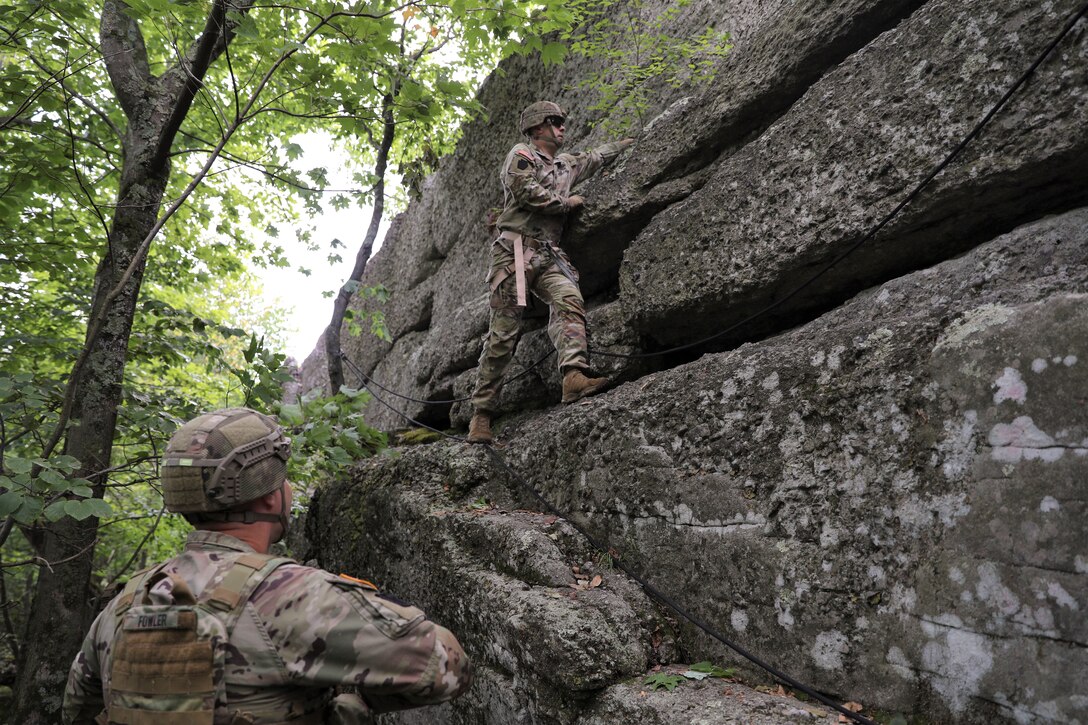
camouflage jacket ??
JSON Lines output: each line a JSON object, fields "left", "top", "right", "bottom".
{"left": 494, "top": 140, "right": 629, "bottom": 243}
{"left": 62, "top": 531, "right": 472, "bottom": 724}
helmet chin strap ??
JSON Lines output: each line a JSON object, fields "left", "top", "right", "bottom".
{"left": 272, "top": 486, "right": 290, "bottom": 544}
{"left": 531, "top": 123, "right": 561, "bottom": 150}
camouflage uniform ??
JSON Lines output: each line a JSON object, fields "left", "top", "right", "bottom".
{"left": 63, "top": 530, "right": 471, "bottom": 724}
{"left": 471, "top": 139, "right": 630, "bottom": 412}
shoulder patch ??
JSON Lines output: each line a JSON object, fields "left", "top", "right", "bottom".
{"left": 515, "top": 157, "right": 530, "bottom": 170}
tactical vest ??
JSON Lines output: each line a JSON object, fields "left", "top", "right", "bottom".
{"left": 103, "top": 552, "right": 320, "bottom": 725}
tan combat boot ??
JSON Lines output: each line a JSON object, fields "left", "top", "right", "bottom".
{"left": 466, "top": 411, "right": 493, "bottom": 444}
{"left": 561, "top": 369, "right": 610, "bottom": 404}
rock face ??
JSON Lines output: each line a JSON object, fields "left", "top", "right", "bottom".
{"left": 299, "top": 0, "right": 1088, "bottom": 722}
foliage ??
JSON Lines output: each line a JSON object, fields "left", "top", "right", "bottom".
{"left": 644, "top": 672, "right": 684, "bottom": 691}
{"left": 342, "top": 283, "right": 391, "bottom": 342}
{"left": 0, "top": 0, "right": 629, "bottom": 712}
{"left": 274, "top": 388, "right": 387, "bottom": 498}
{"left": 564, "top": 0, "right": 732, "bottom": 134}
{"left": 681, "top": 661, "right": 736, "bottom": 680}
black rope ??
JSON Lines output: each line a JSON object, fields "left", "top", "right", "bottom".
{"left": 339, "top": 348, "right": 555, "bottom": 406}
{"left": 588, "top": 0, "right": 1088, "bottom": 361}
{"left": 340, "top": 350, "right": 878, "bottom": 725}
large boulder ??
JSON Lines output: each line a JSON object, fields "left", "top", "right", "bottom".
{"left": 304, "top": 209, "right": 1088, "bottom": 723}
{"left": 620, "top": 0, "right": 1088, "bottom": 346}
{"left": 296, "top": 0, "right": 1088, "bottom": 721}
{"left": 318, "top": 0, "right": 935, "bottom": 429}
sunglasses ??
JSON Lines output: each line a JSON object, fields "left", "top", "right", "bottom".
{"left": 544, "top": 116, "right": 566, "bottom": 128}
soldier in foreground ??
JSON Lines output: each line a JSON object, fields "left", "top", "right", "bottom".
{"left": 63, "top": 407, "right": 471, "bottom": 724}
{"left": 467, "top": 101, "right": 634, "bottom": 443}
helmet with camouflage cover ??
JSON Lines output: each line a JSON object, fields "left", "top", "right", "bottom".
{"left": 161, "top": 407, "right": 290, "bottom": 523}
{"left": 520, "top": 100, "right": 565, "bottom": 135}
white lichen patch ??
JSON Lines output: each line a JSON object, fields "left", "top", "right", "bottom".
{"left": 1045, "top": 582, "right": 1078, "bottom": 611}
{"left": 819, "top": 521, "right": 840, "bottom": 548}
{"left": 993, "top": 367, "right": 1027, "bottom": 405}
{"left": 731, "top": 608, "right": 749, "bottom": 633}
{"left": 976, "top": 562, "right": 1021, "bottom": 617}
{"left": 1076, "top": 555, "right": 1088, "bottom": 575}
{"left": 934, "top": 303, "right": 1015, "bottom": 350}
{"left": 988, "top": 416, "right": 1065, "bottom": 463}
{"left": 919, "top": 613, "right": 995, "bottom": 715}
{"left": 811, "top": 630, "right": 850, "bottom": 671}
{"left": 1063, "top": 355, "right": 1078, "bottom": 366}
{"left": 935, "top": 410, "right": 978, "bottom": 480}
{"left": 1031, "top": 358, "right": 1048, "bottom": 373}
{"left": 894, "top": 493, "right": 970, "bottom": 531}
{"left": 886, "top": 646, "right": 917, "bottom": 681}
{"left": 637, "top": 500, "right": 766, "bottom": 536}
{"left": 1039, "top": 496, "right": 1060, "bottom": 513}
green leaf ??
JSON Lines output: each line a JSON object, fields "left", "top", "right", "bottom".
{"left": 6, "top": 456, "right": 33, "bottom": 475}
{"left": 64, "top": 497, "right": 111, "bottom": 520}
{"left": 541, "top": 41, "right": 568, "bottom": 65}
{"left": 688, "top": 661, "right": 735, "bottom": 678}
{"left": 44, "top": 500, "right": 69, "bottom": 522}
{"left": 39, "top": 468, "right": 68, "bottom": 489}
{"left": 644, "top": 673, "right": 683, "bottom": 692}
{"left": 0, "top": 491, "right": 23, "bottom": 518}
{"left": 12, "top": 496, "right": 42, "bottom": 524}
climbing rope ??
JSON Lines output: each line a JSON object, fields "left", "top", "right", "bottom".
{"left": 340, "top": 348, "right": 554, "bottom": 406}
{"left": 341, "top": 352, "right": 878, "bottom": 725}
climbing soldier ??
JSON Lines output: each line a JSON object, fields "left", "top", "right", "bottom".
{"left": 63, "top": 407, "right": 472, "bottom": 725}
{"left": 467, "top": 101, "right": 635, "bottom": 444}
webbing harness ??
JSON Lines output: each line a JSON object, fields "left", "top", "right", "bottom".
{"left": 105, "top": 553, "right": 301, "bottom": 725}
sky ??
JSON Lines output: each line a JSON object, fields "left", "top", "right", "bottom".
{"left": 256, "top": 131, "right": 391, "bottom": 363}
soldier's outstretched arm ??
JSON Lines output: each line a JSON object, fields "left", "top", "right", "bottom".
{"left": 569, "top": 138, "right": 636, "bottom": 186}
{"left": 61, "top": 614, "right": 107, "bottom": 724}
{"left": 255, "top": 568, "right": 472, "bottom": 713}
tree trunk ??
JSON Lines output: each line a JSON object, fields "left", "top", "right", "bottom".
{"left": 9, "top": 2, "right": 232, "bottom": 720}
{"left": 8, "top": 115, "right": 170, "bottom": 725}
{"left": 325, "top": 94, "right": 396, "bottom": 391}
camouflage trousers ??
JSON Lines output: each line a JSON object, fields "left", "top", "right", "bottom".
{"left": 471, "top": 238, "right": 588, "bottom": 412}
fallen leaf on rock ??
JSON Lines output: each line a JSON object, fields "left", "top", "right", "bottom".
{"left": 589, "top": 574, "right": 603, "bottom": 588}
{"left": 838, "top": 701, "right": 864, "bottom": 723}
{"left": 543, "top": 514, "right": 557, "bottom": 525}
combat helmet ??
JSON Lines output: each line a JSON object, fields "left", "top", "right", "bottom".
{"left": 161, "top": 407, "right": 290, "bottom": 523}
{"left": 520, "top": 100, "right": 565, "bottom": 135}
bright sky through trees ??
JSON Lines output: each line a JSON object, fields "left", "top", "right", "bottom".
{"left": 259, "top": 131, "right": 392, "bottom": 363}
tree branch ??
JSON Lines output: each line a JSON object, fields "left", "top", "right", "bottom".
{"left": 99, "top": 0, "right": 153, "bottom": 120}
{"left": 151, "top": 0, "right": 230, "bottom": 170}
